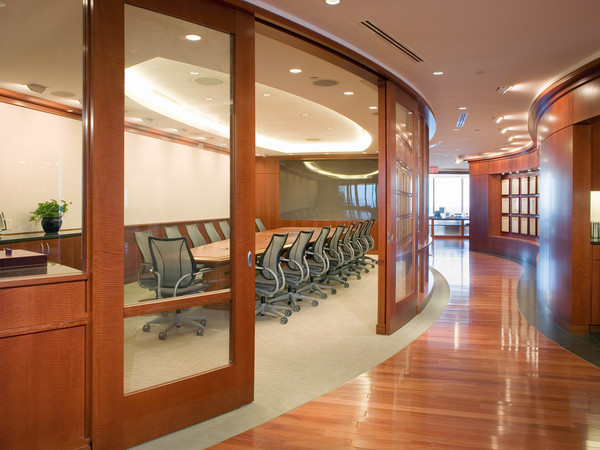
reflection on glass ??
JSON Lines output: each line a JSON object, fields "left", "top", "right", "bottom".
{"left": 0, "top": 0, "right": 83, "bottom": 278}
{"left": 124, "top": 301, "right": 231, "bottom": 394}
{"left": 123, "top": 6, "right": 232, "bottom": 392}
{"left": 279, "top": 160, "right": 378, "bottom": 220}
{"left": 124, "top": 5, "right": 232, "bottom": 304}
{"left": 395, "top": 103, "right": 414, "bottom": 301}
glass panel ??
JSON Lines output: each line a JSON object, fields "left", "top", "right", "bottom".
{"left": 123, "top": 5, "right": 232, "bottom": 391}
{"left": 279, "top": 160, "right": 378, "bottom": 220}
{"left": 395, "top": 103, "right": 414, "bottom": 301}
{"left": 124, "top": 300, "right": 231, "bottom": 394}
{"left": 0, "top": 0, "right": 83, "bottom": 278}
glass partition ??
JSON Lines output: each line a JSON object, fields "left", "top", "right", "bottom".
{"left": 0, "top": 0, "right": 83, "bottom": 279}
{"left": 123, "top": 5, "right": 232, "bottom": 393}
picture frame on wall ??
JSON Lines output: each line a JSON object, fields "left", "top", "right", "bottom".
{"left": 520, "top": 217, "right": 528, "bottom": 234}
{"left": 511, "top": 216, "right": 519, "bottom": 233}
{"left": 529, "top": 218, "right": 537, "bottom": 236}
{"left": 501, "top": 179, "right": 510, "bottom": 195}
{"left": 511, "top": 178, "right": 520, "bottom": 195}
{"left": 501, "top": 216, "right": 509, "bottom": 232}
{"left": 529, "top": 175, "right": 537, "bottom": 194}
{"left": 502, "top": 198, "right": 509, "bottom": 214}
{"left": 521, "top": 197, "right": 528, "bottom": 215}
{"left": 529, "top": 197, "right": 537, "bottom": 215}
{"left": 511, "top": 197, "right": 520, "bottom": 214}
{"left": 520, "top": 177, "right": 528, "bottom": 194}
{"left": 0, "top": 212, "right": 6, "bottom": 231}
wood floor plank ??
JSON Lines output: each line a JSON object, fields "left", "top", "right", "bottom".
{"left": 212, "top": 240, "right": 600, "bottom": 449}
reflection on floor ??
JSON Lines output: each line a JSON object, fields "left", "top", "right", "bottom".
{"left": 214, "top": 238, "right": 600, "bottom": 449}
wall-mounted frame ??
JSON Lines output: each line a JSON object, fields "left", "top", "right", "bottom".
{"left": 501, "top": 198, "right": 509, "bottom": 214}
{"left": 520, "top": 177, "right": 528, "bottom": 194}
{"left": 520, "top": 217, "right": 528, "bottom": 235}
{"left": 529, "top": 197, "right": 537, "bottom": 215}
{"left": 511, "top": 216, "right": 519, "bottom": 233}
{"left": 511, "top": 197, "right": 520, "bottom": 214}
{"left": 501, "top": 216, "right": 510, "bottom": 232}
{"left": 529, "top": 218, "right": 537, "bottom": 236}
{"left": 0, "top": 212, "right": 5, "bottom": 231}
{"left": 511, "top": 178, "right": 520, "bottom": 195}
{"left": 501, "top": 179, "right": 510, "bottom": 195}
{"left": 521, "top": 197, "right": 528, "bottom": 214}
{"left": 529, "top": 175, "right": 537, "bottom": 194}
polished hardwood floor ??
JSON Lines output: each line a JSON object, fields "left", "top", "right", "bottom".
{"left": 212, "top": 239, "right": 600, "bottom": 449}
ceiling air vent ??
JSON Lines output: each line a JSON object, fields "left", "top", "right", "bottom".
{"left": 456, "top": 113, "right": 468, "bottom": 127}
{"left": 361, "top": 20, "right": 424, "bottom": 62}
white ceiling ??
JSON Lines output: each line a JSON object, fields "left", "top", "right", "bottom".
{"left": 244, "top": 0, "right": 600, "bottom": 169}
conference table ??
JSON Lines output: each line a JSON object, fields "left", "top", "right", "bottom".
{"left": 190, "top": 227, "right": 323, "bottom": 290}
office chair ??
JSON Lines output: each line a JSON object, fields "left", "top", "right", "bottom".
{"left": 339, "top": 222, "right": 361, "bottom": 280}
{"left": 133, "top": 230, "right": 157, "bottom": 291}
{"left": 164, "top": 225, "right": 182, "bottom": 238}
{"left": 271, "top": 229, "right": 318, "bottom": 310}
{"left": 296, "top": 226, "right": 336, "bottom": 297}
{"left": 218, "top": 220, "right": 230, "bottom": 239}
{"left": 255, "top": 232, "right": 291, "bottom": 323}
{"left": 203, "top": 222, "right": 222, "bottom": 243}
{"left": 185, "top": 223, "right": 207, "bottom": 247}
{"left": 255, "top": 217, "right": 266, "bottom": 232}
{"left": 142, "top": 236, "right": 212, "bottom": 340}
{"left": 348, "top": 221, "right": 369, "bottom": 274}
{"left": 361, "top": 219, "right": 377, "bottom": 267}
{"left": 320, "top": 224, "right": 349, "bottom": 288}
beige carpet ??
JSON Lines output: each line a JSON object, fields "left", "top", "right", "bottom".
{"left": 132, "top": 266, "right": 450, "bottom": 449}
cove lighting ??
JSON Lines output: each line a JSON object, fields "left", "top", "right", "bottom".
{"left": 125, "top": 59, "right": 372, "bottom": 155}
{"left": 185, "top": 34, "right": 201, "bottom": 41}
{"left": 303, "top": 161, "right": 377, "bottom": 180}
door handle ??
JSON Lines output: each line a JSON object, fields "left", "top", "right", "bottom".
{"left": 247, "top": 251, "right": 253, "bottom": 268}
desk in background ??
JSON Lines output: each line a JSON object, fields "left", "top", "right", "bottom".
{"left": 429, "top": 217, "right": 469, "bottom": 238}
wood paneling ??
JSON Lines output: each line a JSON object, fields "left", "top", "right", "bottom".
{"left": 0, "top": 281, "right": 85, "bottom": 336}
{"left": 87, "top": 0, "right": 125, "bottom": 447}
{"left": 217, "top": 241, "right": 600, "bottom": 449}
{"left": 0, "top": 327, "right": 87, "bottom": 449}
{"left": 255, "top": 158, "right": 280, "bottom": 231}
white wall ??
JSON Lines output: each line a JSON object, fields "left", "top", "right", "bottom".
{"left": 0, "top": 102, "right": 231, "bottom": 232}
{"left": 124, "top": 132, "right": 230, "bottom": 225}
{"left": 0, "top": 102, "right": 82, "bottom": 232}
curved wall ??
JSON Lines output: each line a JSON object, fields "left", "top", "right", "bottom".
{"left": 468, "top": 151, "right": 539, "bottom": 265}
{"left": 530, "top": 59, "right": 600, "bottom": 333}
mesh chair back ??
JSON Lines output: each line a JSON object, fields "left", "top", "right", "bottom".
{"left": 341, "top": 222, "right": 355, "bottom": 246}
{"left": 257, "top": 233, "right": 288, "bottom": 281}
{"left": 148, "top": 237, "right": 197, "bottom": 292}
{"left": 327, "top": 225, "right": 345, "bottom": 251}
{"left": 285, "top": 230, "right": 314, "bottom": 269}
{"left": 351, "top": 221, "right": 364, "bottom": 249}
{"left": 219, "top": 220, "right": 230, "bottom": 239}
{"left": 204, "top": 222, "right": 221, "bottom": 243}
{"left": 364, "top": 219, "right": 375, "bottom": 250}
{"left": 134, "top": 230, "right": 153, "bottom": 264}
{"left": 164, "top": 225, "right": 182, "bottom": 239}
{"left": 185, "top": 224, "right": 206, "bottom": 247}
{"left": 312, "top": 226, "right": 330, "bottom": 257}
{"left": 255, "top": 217, "right": 266, "bottom": 232}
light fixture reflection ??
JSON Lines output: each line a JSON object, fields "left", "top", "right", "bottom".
{"left": 303, "top": 161, "right": 377, "bottom": 180}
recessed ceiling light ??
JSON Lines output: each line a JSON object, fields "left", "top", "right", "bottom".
{"left": 301, "top": 113, "right": 309, "bottom": 116}
{"left": 190, "top": 71, "right": 199, "bottom": 75}
{"left": 263, "top": 93, "right": 271, "bottom": 97}
{"left": 344, "top": 91, "right": 354, "bottom": 96}
{"left": 185, "top": 34, "right": 201, "bottom": 41}
{"left": 494, "top": 116, "right": 504, "bottom": 123}
{"left": 326, "top": 0, "right": 340, "bottom": 4}
{"left": 501, "top": 128, "right": 508, "bottom": 134}
{"left": 368, "top": 106, "right": 377, "bottom": 110}
{"left": 289, "top": 68, "right": 302, "bottom": 74}
{"left": 205, "top": 97, "right": 213, "bottom": 101}
{"left": 496, "top": 85, "right": 513, "bottom": 95}
{"left": 433, "top": 71, "right": 444, "bottom": 76}
{"left": 508, "top": 136, "right": 515, "bottom": 141}
{"left": 458, "top": 106, "right": 467, "bottom": 110}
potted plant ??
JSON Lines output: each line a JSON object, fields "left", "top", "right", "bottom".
{"left": 29, "top": 199, "right": 71, "bottom": 233}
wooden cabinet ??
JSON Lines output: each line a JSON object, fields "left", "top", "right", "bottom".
{"left": 0, "top": 233, "right": 82, "bottom": 270}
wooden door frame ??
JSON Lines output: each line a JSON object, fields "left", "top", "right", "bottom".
{"left": 377, "top": 80, "right": 420, "bottom": 335}
{"left": 88, "top": 0, "right": 256, "bottom": 447}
